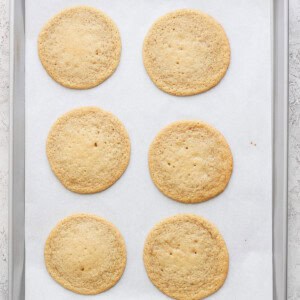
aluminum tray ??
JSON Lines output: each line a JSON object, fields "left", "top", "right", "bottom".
{"left": 9, "top": 0, "right": 289, "bottom": 299}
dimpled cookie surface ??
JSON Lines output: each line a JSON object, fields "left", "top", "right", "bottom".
{"left": 44, "top": 214, "right": 126, "bottom": 295}
{"left": 149, "top": 121, "right": 233, "bottom": 203}
{"left": 38, "top": 6, "right": 121, "bottom": 89}
{"left": 143, "top": 9, "right": 230, "bottom": 96}
{"left": 144, "top": 214, "right": 229, "bottom": 300}
{"left": 46, "top": 107, "right": 130, "bottom": 194}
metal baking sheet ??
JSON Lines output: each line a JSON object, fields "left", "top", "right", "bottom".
{"left": 9, "top": 0, "right": 288, "bottom": 299}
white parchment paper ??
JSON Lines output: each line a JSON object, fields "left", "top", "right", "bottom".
{"left": 25, "top": 0, "right": 272, "bottom": 299}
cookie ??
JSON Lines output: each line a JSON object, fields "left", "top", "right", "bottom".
{"left": 144, "top": 214, "right": 229, "bottom": 300}
{"left": 38, "top": 6, "right": 121, "bottom": 89}
{"left": 143, "top": 9, "right": 230, "bottom": 96}
{"left": 46, "top": 107, "right": 130, "bottom": 194}
{"left": 149, "top": 121, "right": 233, "bottom": 203}
{"left": 44, "top": 214, "right": 126, "bottom": 295}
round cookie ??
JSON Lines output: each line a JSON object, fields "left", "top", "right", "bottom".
{"left": 38, "top": 6, "right": 121, "bottom": 89}
{"left": 47, "top": 107, "right": 130, "bottom": 194}
{"left": 45, "top": 214, "right": 126, "bottom": 295}
{"left": 149, "top": 121, "right": 233, "bottom": 203}
{"left": 143, "top": 9, "right": 230, "bottom": 96}
{"left": 143, "top": 214, "right": 229, "bottom": 300}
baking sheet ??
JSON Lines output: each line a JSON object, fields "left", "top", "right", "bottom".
{"left": 25, "top": 0, "right": 272, "bottom": 299}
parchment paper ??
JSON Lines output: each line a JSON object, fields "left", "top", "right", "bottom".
{"left": 25, "top": 0, "right": 272, "bottom": 299}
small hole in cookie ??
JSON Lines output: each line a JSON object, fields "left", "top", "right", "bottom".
{"left": 176, "top": 61, "right": 179, "bottom": 65}
{"left": 94, "top": 142, "right": 98, "bottom": 147}
{"left": 169, "top": 252, "right": 172, "bottom": 255}
{"left": 185, "top": 147, "right": 189, "bottom": 150}
{"left": 81, "top": 267, "right": 85, "bottom": 271}
{"left": 168, "top": 162, "right": 171, "bottom": 166}
{"left": 194, "top": 251, "right": 197, "bottom": 254}
{"left": 194, "top": 164, "right": 196, "bottom": 167}
{"left": 95, "top": 50, "right": 99, "bottom": 55}
{"left": 194, "top": 239, "right": 198, "bottom": 243}
{"left": 161, "top": 268, "right": 164, "bottom": 272}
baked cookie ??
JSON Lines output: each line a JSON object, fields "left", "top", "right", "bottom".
{"left": 144, "top": 214, "right": 229, "bottom": 300}
{"left": 46, "top": 107, "right": 130, "bottom": 194}
{"left": 38, "top": 6, "right": 121, "bottom": 89}
{"left": 143, "top": 9, "right": 230, "bottom": 96}
{"left": 44, "top": 214, "right": 126, "bottom": 295}
{"left": 149, "top": 121, "right": 233, "bottom": 203}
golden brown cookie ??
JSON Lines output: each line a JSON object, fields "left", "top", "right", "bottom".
{"left": 143, "top": 9, "right": 230, "bottom": 96}
{"left": 144, "top": 214, "right": 229, "bottom": 300}
{"left": 38, "top": 6, "right": 121, "bottom": 89}
{"left": 44, "top": 214, "right": 126, "bottom": 295}
{"left": 46, "top": 107, "right": 130, "bottom": 194}
{"left": 149, "top": 121, "right": 233, "bottom": 203}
